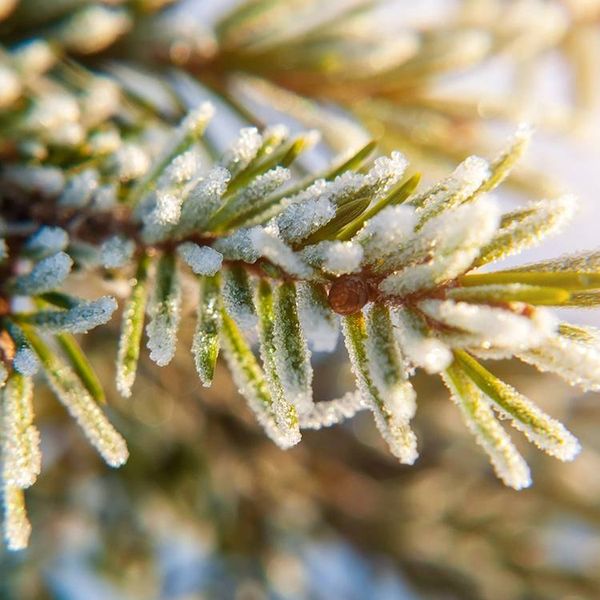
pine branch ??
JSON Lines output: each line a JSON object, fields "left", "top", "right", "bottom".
{"left": 1, "top": 0, "right": 599, "bottom": 553}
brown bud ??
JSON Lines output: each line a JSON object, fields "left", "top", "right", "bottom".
{"left": 328, "top": 275, "right": 370, "bottom": 315}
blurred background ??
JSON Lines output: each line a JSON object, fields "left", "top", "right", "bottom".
{"left": 2, "top": 0, "right": 600, "bottom": 598}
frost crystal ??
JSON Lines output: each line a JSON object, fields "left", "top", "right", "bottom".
{"left": 519, "top": 325, "right": 600, "bottom": 392}
{"left": 24, "top": 226, "right": 68, "bottom": 257}
{"left": 221, "top": 266, "right": 257, "bottom": 330}
{"left": 177, "top": 242, "right": 223, "bottom": 276}
{"left": 3, "top": 486, "right": 31, "bottom": 551}
{"left": 116, "top": 254, "right": 150, "bottom": 397}
{"left": 12, "top": 348, "right": 39, "bottom": 376}
{"left": 100, "top": 235, "right": 135, "bottom": 269}
{"left": 378, "top": 199, "right": 500, "bottom": 293}
{"left": 254, "top": 281, "right": 302, "bottom": 446}
{"left": 411, "top": 155, "right": 489, "bottom": 219}
{"left": 476, "top": 195, "right": 577, "bottom": 266}
{"left": 155, "top": 190, "right": 183, "bottom": 225}
{"left": 455, "top": 352, "right": 580, "bottom": 461}
{"left": 302, "top": 240, "right": 363, "bottom": 275}
{"left": 179, "top": 102, "right": 215, "bottom": 137}
{"left": 296, "top": 282, "right": 339, "bottom": 353}
{"left": 277, "top": 196, "right": 335, "bottom": 244}
{"left": 159, "top": 149, "right": 201, "bottom": 186}
{"left": 38, "top": 352, "right": 129, "bottom": 468}
{"left": 113, "top": 143, "right": 151, "bottom": 182}
{"left": 25, "top": 296, "right": 117, "bottom": 333}
{"left": 443, "top": 366, "right": 532, "bottom": 490}
{"left": 272, "top": 282, "right": 314, "bottom": 416}
{"left": 14, "top": 251, "right": 73, "bottom": 295}
{"left": 1, "top": 165, "right": 65, "bottom": 197}
{"left": 221, "top": 127, "right": 263, "bottom": 175}
{"left": 390, "top": 307, "right": 452, "bottom": 375}
{"left": 215, "top": 166, "right": 291, "bottom": 227}
{"left": 364, "top": 151, "right": 408, "bottom": 191}
{"left": 249, "top": 225, "right": 312, "bottom": 278}
{"left": 213, "top": 228, "right": 260, "bottom": 263}
{"left": 59, "top": 169, "right": 99, "bottom": 207}
{"left": 343, "top": 313, "right": 418, "bottom": 464}
{"left": 357, "top": 205, "right": 417, "bottom": 267}
{"left": 192, "top": 275, "right": 221, "bottom": 387}
{"left": 221, "top": 311, "right": 299, "bottom": 449}
{"left": 365, "top": 305, "right": 417, "bottom": 422}
{"left": 1, "top": 374, "right": 41, "bottom": 489}
{"left": 146, "top": 254, "right": 181, "bottom": 366}
{"left": 299, "top": 391, "right": 367, "bottom": 429}
{"left": 419, "top": 299, "right": 556, "bottom": 351}
{"left": 178, "top": 166, "right": 231, "bottom": 234}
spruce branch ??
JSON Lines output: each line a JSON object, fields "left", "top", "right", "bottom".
{"left": 1, "top": 0, "right": 600, "bottom": 554}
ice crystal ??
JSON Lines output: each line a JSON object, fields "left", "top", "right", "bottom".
{"left": 378, "top": 199, "right": 500, "bottom": 292}
{"left": 1, "top": 374, "right": 41, "bottom": 489}
{"left": 178, "top": 166, "right": 231, "bottom": 234}
{"left": 213, "top": 228, "right": 261, "bottom": 264}
{"left": 155, "top": 190, "right": 183, "bottom": 226}
{"left": 3, "top": 485, "right": 30, "bottom": 551}
{"left": 476, "top": 195, "right": 577, "bottom": 266}
{"left": 39, "top": 355, "right": 129, "bottom": 468}
{"left": 221, "top": 311, "right": 300, "bottom": 449}
{"left": 23, "top": 296, "right": 117, "bottom": 334}
{"left": 302, "top": 240, "right": 363, "bottom": 275}
{"left": 213, "top": 166, "right": 291, "bottom": 227}
{"left": 113, "top": 144, "right": 151, "bottom": 182}
{"left": 249, "top": 225, "right": 313, "bottom": 278}
{"left": 3, "top": 75, "right": 600, "bottom": 556}
{"left": 519, "top": 325, "right": 600, "bottom": 392}
{"left": 12, "top": 348, "right": 39, "bottom": 377}
{"left": 24, "top": 227, "right": 68, "bottom": 258}
{"left": 277, "top": 196, "right": 336, "bottom": 244}
{"left": 159, "top": 149, "right": 202, "bottom": 187}
{"left": 177, "top": 242, "right": 223, "bottom": 276}
{"left": 13, "top": 251, "right": 73, "bottom": 296}
{"left": 296, "top": 282, "right": 339, "bottom": 353}
{"left": 419, "top": 299, "right": 557, "bottom": 351}
{"left": 443, "top": 364, "right": 532, "bottom": 490}
{"left": 59, "top": 169, "right": 99, "bottom": 207}
{"left": 221, "top": 127, "right": 263, "bottom": 176}
{"left": 343, "top": 313, "right": 418, "bottom": 464}
{"left": 192, "top": 275, "right": 221, "bottom": 387}
{"left": 100, "top": 236, "right": 135, "bottom": 269}
{"left": 116, "top": 254, "right": 150, "bottom": 397}
{"left": 272, "top": 282, "right": 313, "bottom": 416}
{"left": 146, "top": 253, "right": 181, "bottom": 366}
{"left": 455, "top": 351, "right": 580, "bottom": 461}
{"left": 390, "top": 307, "right": 452, "bottom": 375}
{"left": 221, "top": 265, "right": 257, "bottom": 330}
{"left": 357, "top": 205, "right": 417, "bottom": 266}
{"left": 254, "top": 280, "right": 302, "bottom": 447}
{"left": 299, "top": 391, "right": 367, "bottom": 429}
{"left": 1, "top": 165, "right": 65, "bottom": 197}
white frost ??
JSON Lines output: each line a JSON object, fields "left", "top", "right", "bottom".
{"left": 177, "top": 242, "right": 223, "bottom": 276}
